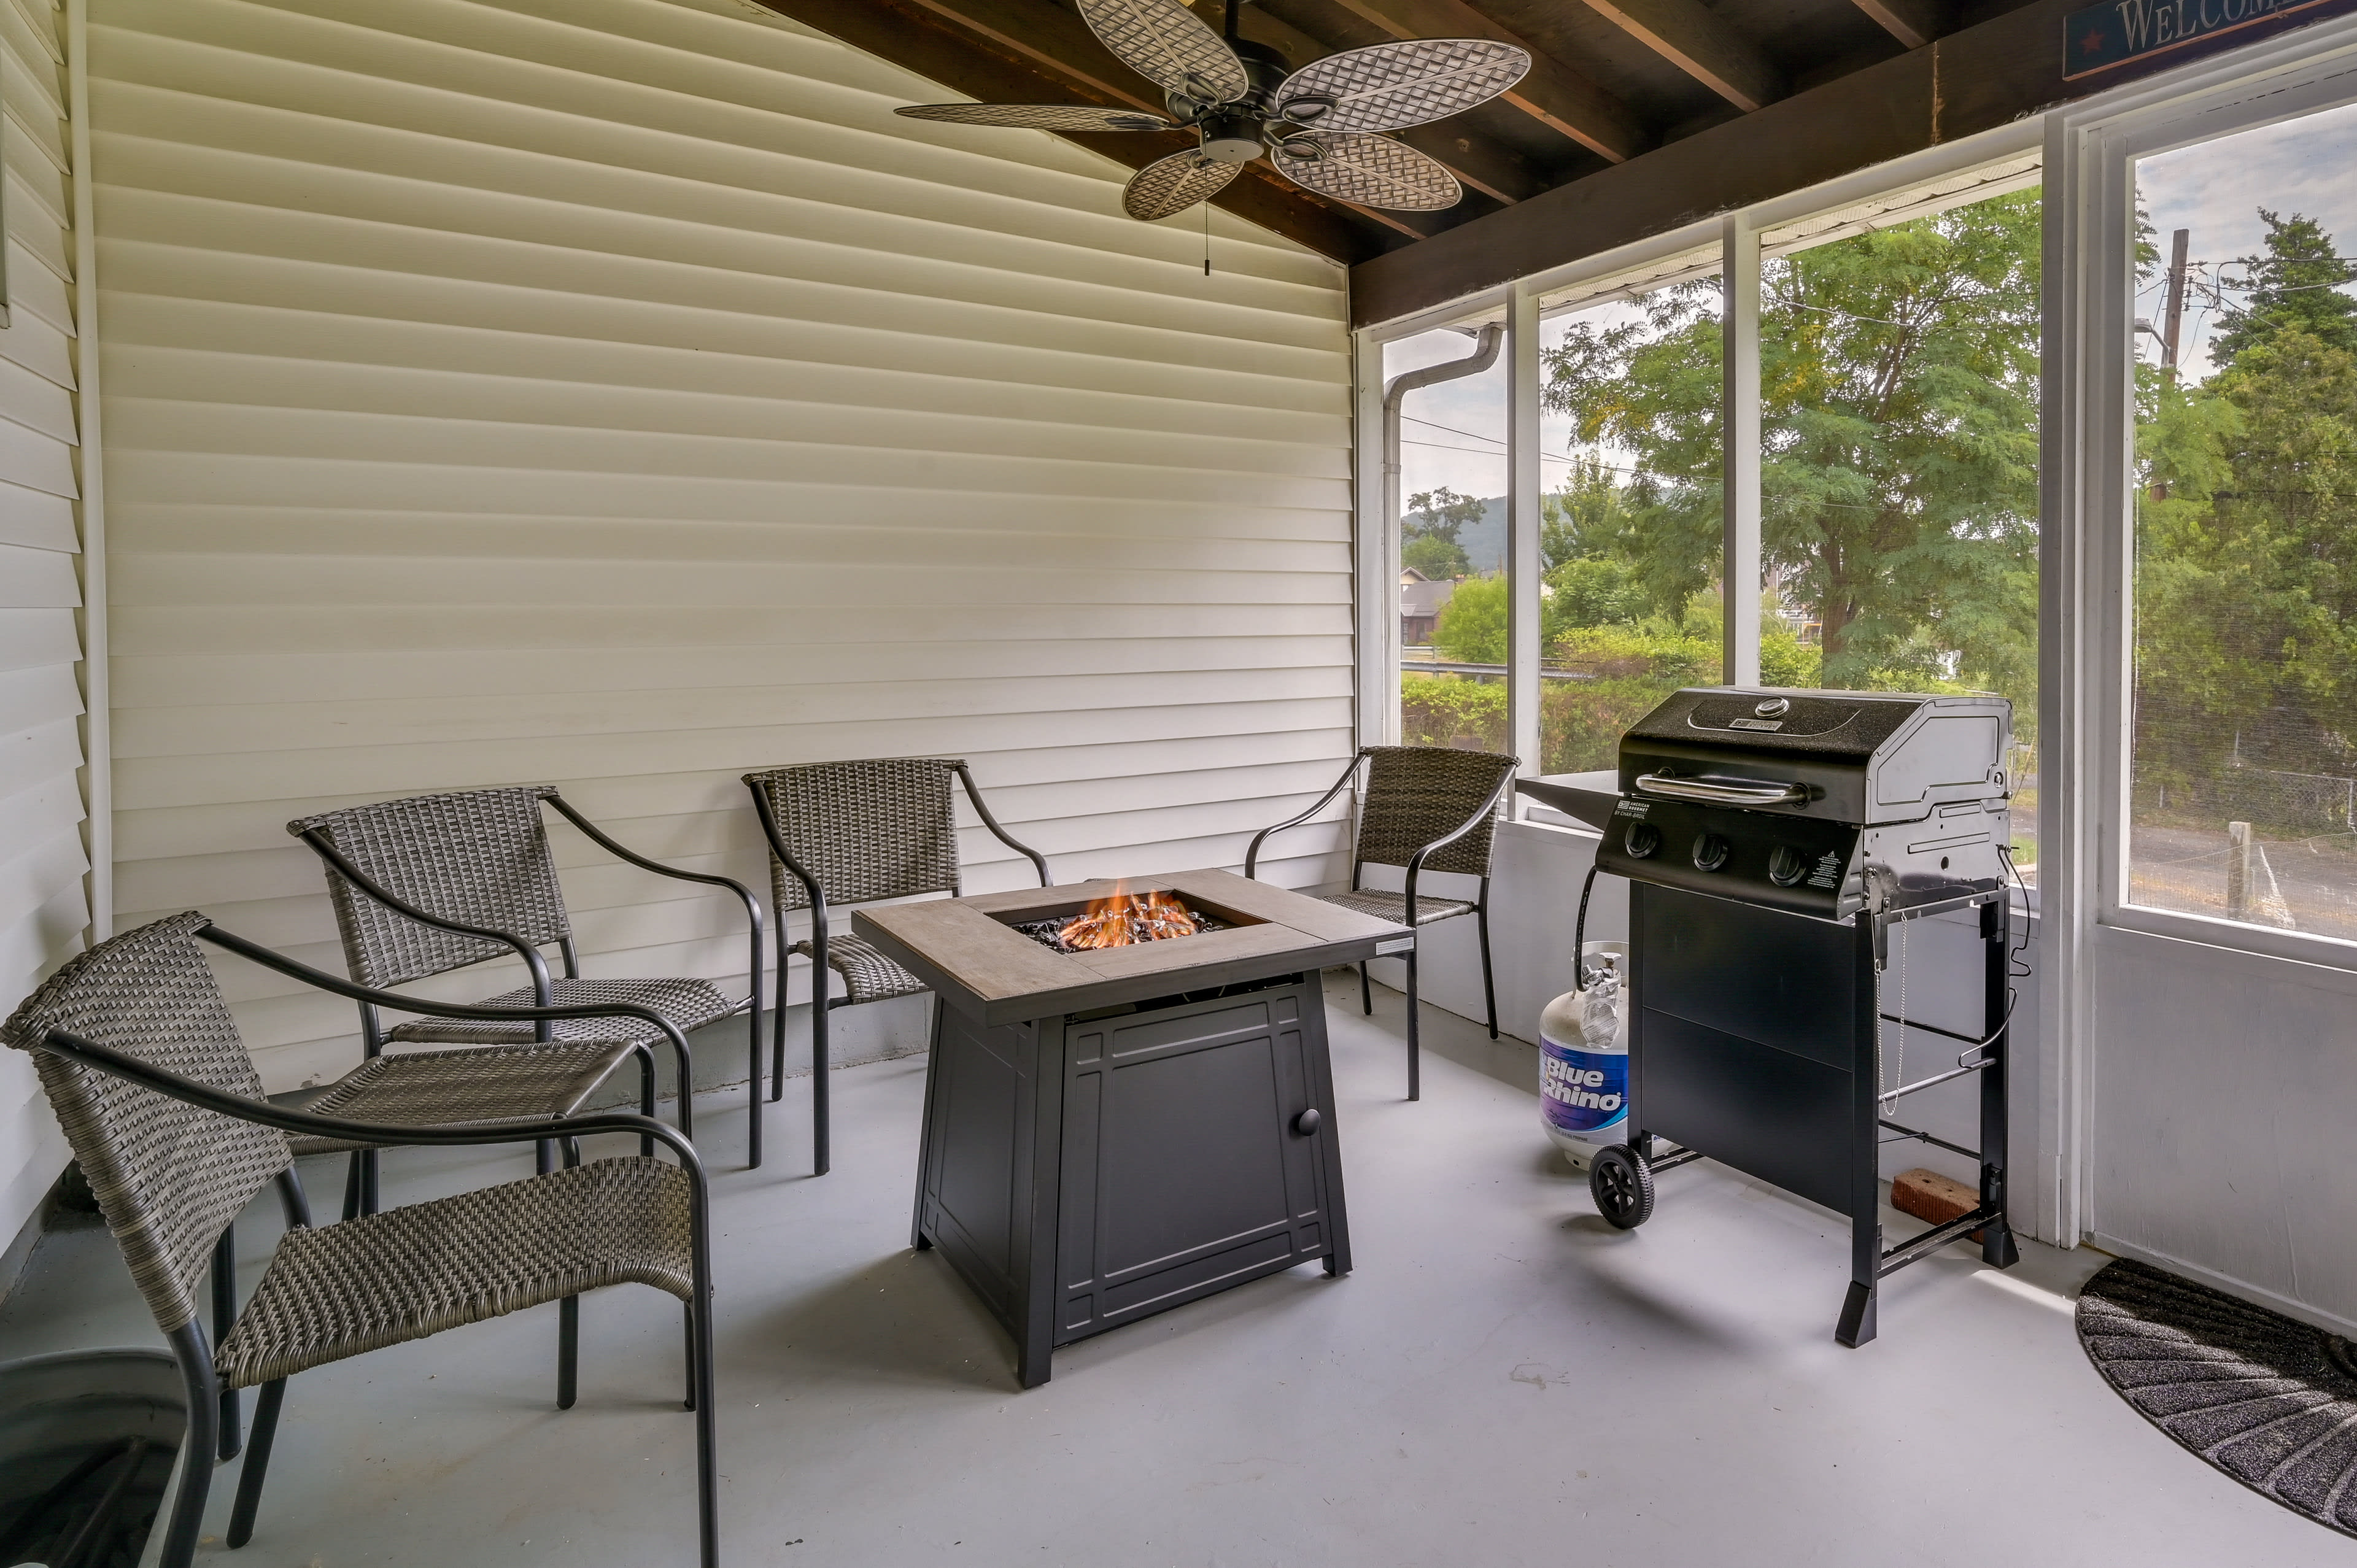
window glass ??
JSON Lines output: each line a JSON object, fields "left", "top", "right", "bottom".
{"left": 2128, "top": 104, "right": 2357, "bottom": 941}
{"left": 1387, "top": 324, "right": 1508, "bottom": 752}
{"left": 1535, "top": 268, "right": 1724, "bottom": 773}
{"left": 1760, "top": 187, "right": 2044, "bottom": 873}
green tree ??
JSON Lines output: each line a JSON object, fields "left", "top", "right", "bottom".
{"left": 1431, "top": 573, "right": 1507, "bottom": 663}
{"left": 1403, "top": 486, "right": 1482, "bottom": 579}
{"left": 1542, "top": 191, "right": 2043, "bottom": 698}
{"left": 2208, "top": 211, "right": 2357, "bottom": 367}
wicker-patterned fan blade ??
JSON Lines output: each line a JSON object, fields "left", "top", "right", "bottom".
{"left": 1272, "top": 133, "right": 1461, "bottom": 211}
{"left": 1076, "top": 0, "right": 1250, "bottom": 103}
{"left": 1122, "top": 150, "right": 1240, "bottom": 220}
{"left": 1272, "top": 39, "right": 1530, "bottom": 134}
{"left": 896, "top": 103, "right": 1175, "bottom": 133}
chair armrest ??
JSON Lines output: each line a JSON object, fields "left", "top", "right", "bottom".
{"left": 296, "top": 829, "right": 555, "bottom": 1013}
{"left": 1402, "top": 768, "right": 1517, "bottom": 919}
{"left": 541, "top": 793, "right": 764, "bottom": 941}
{"left": 954, "top": 764, "right": 1051, "bottom": 887}
{"left": 198, "top": 925, "right": 694, "bottom": 1066}
{"left": 34, "top": 1027, "right": 703, "bottom": 1175}
{"left": 1244, "top": 752, "right": 1365, "bottom": 880}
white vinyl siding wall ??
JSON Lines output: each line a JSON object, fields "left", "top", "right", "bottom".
{"left": 90, "top": 0, "right": 1355, "bottom": 1089}
{"left": 0, "top": 0, "right": 89, "bottom": 1243}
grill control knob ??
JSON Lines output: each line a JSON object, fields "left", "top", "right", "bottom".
{"left": 1692, "top": 833, "right": 1731, "bottom": 872}
{"left": 1768, "top": 844, "right": 1807, "bottom": 887}
{"left": 1624, "top": 822, "right": 1661, "bottom": 859}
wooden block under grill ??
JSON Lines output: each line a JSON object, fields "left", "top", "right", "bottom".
{"left": 1891, "top": 1167, "right": 1979, "bottom": 1226}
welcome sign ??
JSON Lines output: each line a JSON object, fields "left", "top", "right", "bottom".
{"left": 2064, "top": 0, "right": 2342, "bottom": 77}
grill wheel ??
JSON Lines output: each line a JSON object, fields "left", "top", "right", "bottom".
{"left": 1590, "top": 1143, "right": 1655, "bottom": 1229}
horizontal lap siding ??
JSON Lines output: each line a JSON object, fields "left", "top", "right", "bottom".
{"left": 0, "top": 0, "right": 87, "bottom": 1244}
{"left": 93, "top": 0, "right": 1356, "bottom": 1090}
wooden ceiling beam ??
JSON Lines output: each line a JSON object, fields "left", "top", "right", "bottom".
{"left": 1204, "top": 0, "right": 1549, "bottom": 203}
{"left": 1580, "top": 0, "right": 1784, "bottom": 112}
{"left": 1849, "top": 0, "right": 1949, "bottom": 50}
{"left": 1318, "top": 0, "right": 1650, "bottom": 163}
{"left": 751, "top": 0, "right": 1407, "bottom": 258}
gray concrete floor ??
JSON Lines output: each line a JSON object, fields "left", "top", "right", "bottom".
{"left": 6, "top": 972, "right": 2353, "bottom": 1567}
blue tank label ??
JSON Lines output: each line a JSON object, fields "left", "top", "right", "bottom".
{"left": 1541, "top": 1037, "right": 1627, "bottom": 1136}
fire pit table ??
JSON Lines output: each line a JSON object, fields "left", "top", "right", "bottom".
{"left": 854, "top": 869, "right": 1413, "bottom": 1386}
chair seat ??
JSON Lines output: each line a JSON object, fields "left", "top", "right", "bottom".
{"left": 1317, "top": 889, "right": 1476, "bottom": 927}
{"left": 285, "top": 1041, "right": 641, "bottom": 1157}
{"left": 791, "top": 934, "right": 927, "bottom": 1006}
{"left": 215, "top": 1156, "right": 694, "bottom": 1391}
{"left": 386, "top": 976, "right": 745, "bottom": 1046}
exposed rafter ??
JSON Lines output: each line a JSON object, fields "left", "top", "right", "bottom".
{"left": 1316, "top": 0, "right": 1649, "bottom": 162}
{"left": 1851, "top": 0, "right": 1950, "bottom": 50}
{"left": 1580, "top": 0, "right": 1784, "bottom": 112}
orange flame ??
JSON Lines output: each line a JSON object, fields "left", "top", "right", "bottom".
{"left": 1058, "top": 889, "right": 1202, "bottom": 950}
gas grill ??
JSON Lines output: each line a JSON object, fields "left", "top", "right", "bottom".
{"left": 1524, "top": 687, "right": 2022, "bottom": 1346}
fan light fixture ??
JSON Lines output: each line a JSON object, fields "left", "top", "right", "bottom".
{"left": 895, "top": 0, "right": 1529, "bottom": 220}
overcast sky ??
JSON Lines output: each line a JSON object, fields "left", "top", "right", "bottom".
{"left": 2134, "top": 98, "right": 2357, "bottom": 382}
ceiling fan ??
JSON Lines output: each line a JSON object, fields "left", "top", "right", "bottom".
{"left": 894, "top": 0, "right": 1530, "bottom": 220}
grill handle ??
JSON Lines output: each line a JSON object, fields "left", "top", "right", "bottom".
{"left": 1634, "top": 773, "right": 1809, "bottom": 808}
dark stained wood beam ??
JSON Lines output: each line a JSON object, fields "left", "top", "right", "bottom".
{"left": 1579, "top": 0, "right": 1783, "bottom": 111}
{"left": 1851, "top": 0, "right": 1950, "bottom": 51}
{"left": 753, "top": 0, "right": 1414, "bottom": 258}
{"left": 1352, "top": 0, "right": 2357, "bottom": 326}
{"left": 1200, "top": 0, "right": 1550, "bottom": 203}
{"left": 1320, "top": 0, "right": 1650, "bottom": 163}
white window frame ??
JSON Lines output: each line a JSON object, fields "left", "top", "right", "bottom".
{"left": 2045, "top": 15, "right": 2357, "bottom": 979}
{"left": 1352, "top": 119, "right": 2044, "bottom": 773}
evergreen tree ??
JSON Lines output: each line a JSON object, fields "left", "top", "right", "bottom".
{"left": 2208, "top": 210, "right": 2357, "bottom": 367}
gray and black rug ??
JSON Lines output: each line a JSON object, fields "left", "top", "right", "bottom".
{"left": 2078, "top": 1257, "right": 2357, "bottom": 1536}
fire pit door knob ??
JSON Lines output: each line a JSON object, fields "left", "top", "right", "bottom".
{"left": 1292, "top": 1108, "right": 1322, "bottom": 1136}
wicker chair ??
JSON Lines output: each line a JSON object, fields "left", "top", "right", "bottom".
{"left": 0, "top": 913, "right": 719, "bottom": 1568}
{"left": 743, "top": 759, "right": 1050, "bottom": 1176}
{"left": 1245, "top": 745, "right": 1519, "bottom": 1100}
{"left": 288, "top": 786, "right": 770, "bottom": 1172}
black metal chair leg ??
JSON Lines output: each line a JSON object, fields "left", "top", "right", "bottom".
{"left": 1405, "top": 949, "right": 1421, "bottom": 1102}
{"left": 159, "top": 1321, "right": 221, "bottom": 1568}
{"left": 689, "top": 1284, "right": 718, "bottom": 1568}
{"left": 360, "top": 1148, "right": 380, "bottom": 1216}
{"left": 212, "top": 1227, "right": 241, "bottom": 1461}
{"left": 812, "top": 994, "right": 832, "bottom": 1177}
{"left": 559, "top": 1137, "right": 581, "bottom": 1410}
{"left": 1477, "top": 903, "right": 1499, "bottom": 1040}
{"left": 747, "top": 1000, "right": 765, "bottom": 1169}
{"left": 683, "top": 1302, "right": 697, "bottom": 1410}
{"left": 226, "top": 1378, "right": 287, "bottom": 1548}
{"left": 340, "top": 1153, "right": 363, "bottom": 1222}
{"left": 770, "top": 926, "right": 792, "bottom": 1103}
{"left": 1358, "top": 960, "right": 1372, "bottom": 1015}
{"left": 637, "top": 1045, "right": 657, "bottom": 1159}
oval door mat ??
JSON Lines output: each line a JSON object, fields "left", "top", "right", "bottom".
{"left": 2078, "top": 1257, "right": 2357, "bottom": 1536}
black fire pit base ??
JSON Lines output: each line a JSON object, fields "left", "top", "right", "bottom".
{"left": 911, "top": 971, "right": 1350, "bottom": 1388}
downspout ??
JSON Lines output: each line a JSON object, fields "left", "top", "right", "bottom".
{"left": 1380, "top": 324, "right": 1504, "bottom": 555}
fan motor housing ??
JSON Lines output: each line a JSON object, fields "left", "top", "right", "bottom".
{"left": 1199, "top": 110, "right": 1264, "bottom": 164}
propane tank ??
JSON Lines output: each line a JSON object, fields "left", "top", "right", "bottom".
{"left": 1539, "top": 941, "right": 1629, "bottom": 1170}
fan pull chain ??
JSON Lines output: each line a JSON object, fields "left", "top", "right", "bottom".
{"left": 1202, "top": 203, "right": 1212, "bottom": 276}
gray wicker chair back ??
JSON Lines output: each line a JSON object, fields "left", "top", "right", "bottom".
{"left": 0, "top": 912, "right": 290, "bottom": 1334}
{"left": 288, "top": 786, "right": 572, "bottom": 987}
{"left": 745, "top": 759, "right": 962, "bottom": 913}
{"left": 1355, "top": 746, "right": 1517, "bottom": 878}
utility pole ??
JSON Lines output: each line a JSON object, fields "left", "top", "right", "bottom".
{"left": 2161, "top": 228, "right": 2190, "bottom": 380}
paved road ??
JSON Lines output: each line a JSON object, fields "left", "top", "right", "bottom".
{"left": 2129, "top": 819, "right": 2357, "bottom": 941}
